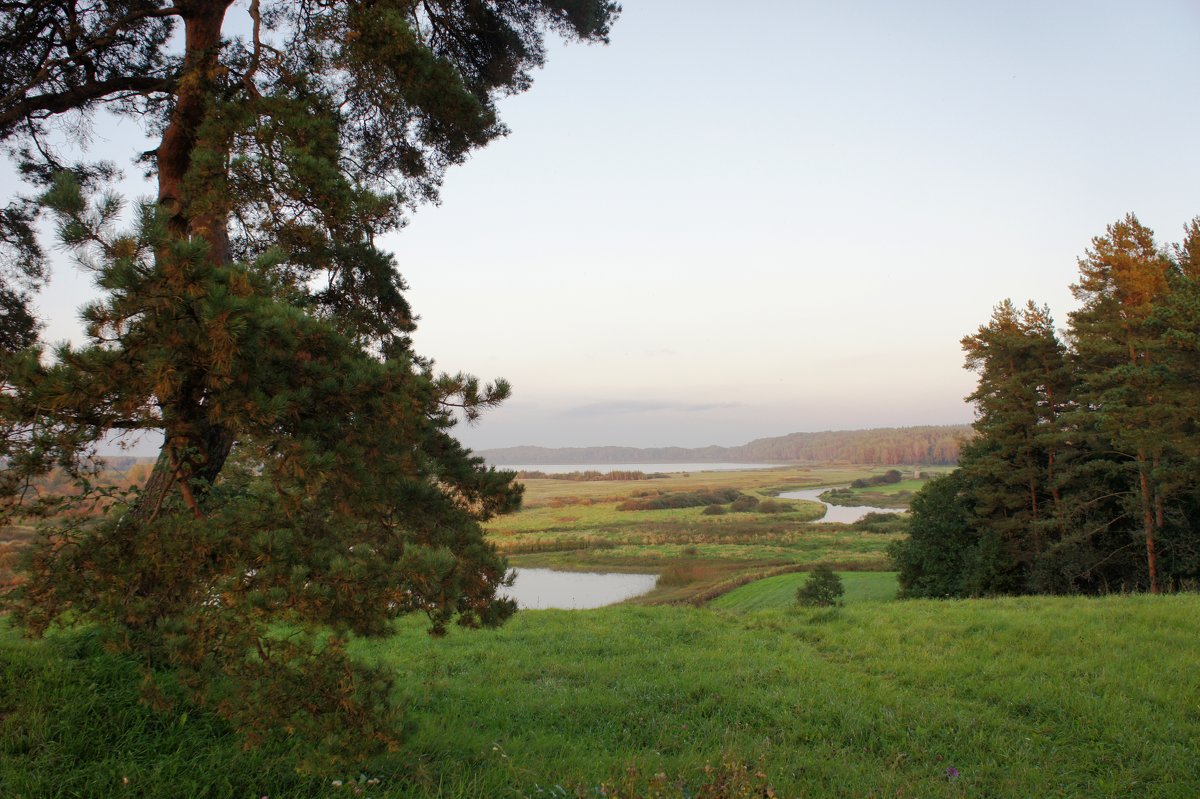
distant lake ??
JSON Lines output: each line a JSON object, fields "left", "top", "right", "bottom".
{"left": 778, "top": 487, "right": 901, "bottom": 524}
{"left": 501, "top": 568, "right": 658, "bottom": 609}
{"left": 492, "top": 462, "right": 780, "bottom": 474}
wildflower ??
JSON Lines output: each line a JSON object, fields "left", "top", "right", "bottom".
{"left": 331, "top": 780, "right": 343, "bottom": 788}
{"left": 946, "top": 766, "right": 960, "bottom": 781}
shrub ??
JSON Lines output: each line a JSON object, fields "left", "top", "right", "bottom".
{"left": 853, "top": 511, "right": 908, "bottom": 533}
{"left": 617, "top": 488, "right": 743, "bottom": 512}
{"left": 850, "top": 470, "right": 904, "bottom": 489}
{"left": 795, "top": 565, "right": 844, "bottom": 607}
{"left": 702, "top": 504, "right": 727, "bottom": 515}
{"left": 730, "top": 495, "right": 759, "bottom": 512}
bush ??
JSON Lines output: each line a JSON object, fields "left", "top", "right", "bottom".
{"left": 795, "top": 565, "right": 844, "bottom": 607}
{"left": 853, "top": 511, "right": 908, "bottom": 534}
{"left": 850, "top": 470, "right": 904, "bottom": 489}
{"left": 730, "top": 495, "right": 759, "bottom": 512}
{"left": 701, "top": 504, "right": 727, "bottom": 515}
{"left": 617, "top": 488, "right": 743, "bottom": 512}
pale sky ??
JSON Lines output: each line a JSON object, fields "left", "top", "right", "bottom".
{"left": 23, "top": 0, "right": 1200, "bottom": 452}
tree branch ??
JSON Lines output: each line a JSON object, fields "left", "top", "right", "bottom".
{"left": 0, "top": 76, "right": 175, "bottom": 135}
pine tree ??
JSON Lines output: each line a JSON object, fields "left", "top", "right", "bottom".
{"left": 958, "top": 299, "right": 1073, "bottom": 591}
{"left": 1067, "top": 214, "right": 1175, "bottom": 593}
{"left": 894, "top": 214, "right": 1200, "bottom": 596}
{"left": 0, "top": 0, "right": 618, "bottom": 756}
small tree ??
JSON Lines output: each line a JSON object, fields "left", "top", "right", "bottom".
{"left": 795, "top": 565, "right": 844, "bottom": 607}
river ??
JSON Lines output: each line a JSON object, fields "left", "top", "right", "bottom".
{"left": 777, "top": 487, "right": 901, "bottom": 524}
{"left": 500, "top": 568, "right": 658, "bottom": 610}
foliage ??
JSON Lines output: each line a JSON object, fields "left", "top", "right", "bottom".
{"left": 729, "top": 494, "right": 760, "bottom": 512}
{"left": 617, "top": 488, "right": 742, "bottom": 512}
{"left": 0, "top": 0, "right": 618, "bottom": 757}
{"left": 515, "top": 470, "right": 662, "bottom": 481}
{"left": 852, "top": 511, "right": 908, "bottom": 534}
{"left": 850, "top": 469, "right": 903, "bottom": 488}
{"left": 892, "top": 215, "right": 1200, "bottom": 596}
{"left": 482, "top": 425, "right": 970, "bottom": 466}
{"left": 795, "top": 564, "right": 844, "bottom": 606}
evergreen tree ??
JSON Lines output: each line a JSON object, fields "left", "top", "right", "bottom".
{"left": 795, "top": 564, "right": 844, "bottom": 607}
{"left": 894, "top": 214, "right": 1200, "bottom": 596}
{"left": 890, "top": 469, "right": 977, "bottom": 598}
{"left": 959, "top": 299, "right": 1073, "bottom": 591}
{"left": 1067, "top": 214, "right": 1175, "bottom": 593}
{"left": 0, "top": 0, "right": 618, "bottom": 756}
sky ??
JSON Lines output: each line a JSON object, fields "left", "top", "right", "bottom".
{"left": 23, "top": 0, "right": 1200, "bottom": 453}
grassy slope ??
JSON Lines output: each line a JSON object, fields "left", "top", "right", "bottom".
{"left": 712, "top": 571, "right": 900, "bottom": 610}
{"left": 4, "top": 595, "right": 1199, "bottom": 798}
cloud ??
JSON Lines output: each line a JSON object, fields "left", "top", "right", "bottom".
{"left": 564, "top": 400, "right": 741, "bottom": 417}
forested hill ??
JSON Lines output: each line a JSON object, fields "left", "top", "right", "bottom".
{"left": 479, "top": 425, "right": 971, "bottom": 466}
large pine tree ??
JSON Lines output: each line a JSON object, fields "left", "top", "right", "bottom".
{"left": 0, "top": 0, "right": 618, "bottom": 754}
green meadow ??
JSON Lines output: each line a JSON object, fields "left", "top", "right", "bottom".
{"left": 4, "top": 596, "right": 1199, "bottom": 798}
{"left": 712, "top": 571, "right": 901, "bottom": 610}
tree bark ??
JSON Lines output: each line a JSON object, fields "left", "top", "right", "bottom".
{"left": 132, "top": 0, "right": 236, "bottom": 520}
{"left": 1137, "top": 453, "right": 1160, "bottom": 594}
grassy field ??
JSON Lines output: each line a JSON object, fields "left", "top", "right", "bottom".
{"left": 12, "top": 465, "right": 1193, "bottom": 797}
{"left": 819, "top": 477, "right": 943, "bottom": 509}
{"left": 712, "top": 571, "right": 900, "bottom": 610}
{"left": 4, "top": 595, "right": 1199, "bottom": 798}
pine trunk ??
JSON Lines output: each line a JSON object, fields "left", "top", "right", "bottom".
{"left": 1137, "top": 452, "right": 1160, "bottom": 594}
{"left": 132, "top": 0, "right": 236, "bottom": 520}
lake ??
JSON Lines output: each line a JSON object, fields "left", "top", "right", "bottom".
{"left": 492, "top": 462, "right": 780, "bottom": 474}
{"left": 501, "top": 568, "right": 658, "bottom": 609}
{"left": 778, "top": 487, "right": 900, "bottom": 524}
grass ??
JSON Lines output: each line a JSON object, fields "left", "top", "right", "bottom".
{"left": 821, "top": 478, "right": 932, "bottom": 509}
{"left": 711, "top": 571, "right": 900, "bottom": 610}
{"left": 19, "top": 463, "right": 1191, "bottom": 796}
{"left": 4, "top": 595, "right": 1199, "bottom": 797}
{"left": 488, "top": 465, "right": 909, "bottom": 589}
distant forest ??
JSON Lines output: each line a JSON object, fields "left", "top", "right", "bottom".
{"left": 480, "top": 425, "right": 970, "bottom": 467}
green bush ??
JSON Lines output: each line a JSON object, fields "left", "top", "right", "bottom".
{"left": 795, "top": 565, "right": 844, "bottom": 607}
{"left": 618, "top": 488, "right": 743, "bottom": 512}
{"left": 730, "top": 495, "right": 760, "bottom": 512}
{"left": 701, "top": 504, "right": 727, "bottom": 515}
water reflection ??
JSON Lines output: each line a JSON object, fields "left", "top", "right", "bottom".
{"left": 501, "top": 568, "right": 658, "bottom": 610}
{"left": 778, "top": 487, "right": 900, "bottom": 524}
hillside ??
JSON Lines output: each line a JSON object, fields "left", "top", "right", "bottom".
{"left": 480, "top": 424, "right": 971, "bottom": 466}
{"left": 5, "top": 594, "right": 1196, "bottom": 798}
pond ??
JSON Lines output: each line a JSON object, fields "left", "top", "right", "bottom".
{"left": 777, "top": 487, "right": 901, "bottom": 524}
{"left": 501, "top": 568, "right": 658, "bottom": 610}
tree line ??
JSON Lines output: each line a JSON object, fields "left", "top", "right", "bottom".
{"left": 481, "top": 425, "right": 970, "bottom": 467}
{"left": 893, "top": 214, "right": 1200, "bottom": 597}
